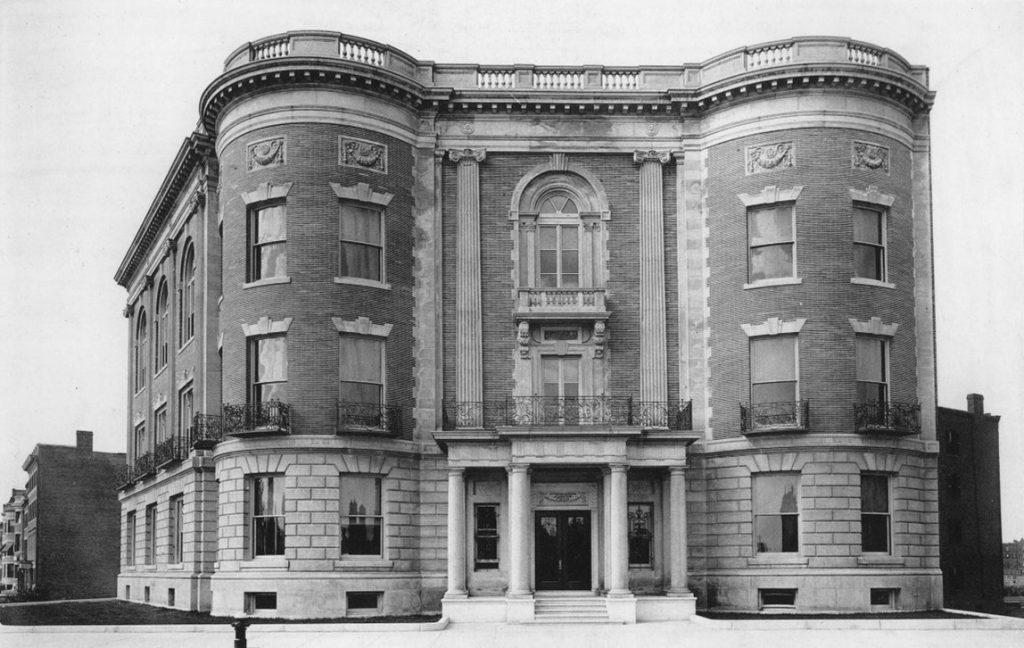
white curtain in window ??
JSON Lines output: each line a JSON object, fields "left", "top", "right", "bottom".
{"left": 257, "top": 337, "right": 287, "bottom": 382}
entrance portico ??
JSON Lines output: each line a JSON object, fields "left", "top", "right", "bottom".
{"left": 437, "top": 429, "right": 698, "bottom": 623}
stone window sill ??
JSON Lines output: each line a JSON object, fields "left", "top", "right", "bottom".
{"left": 333, "top": 276, "right": 391, "bottom": 290}
{"left": 165, "top": 563, "right": 185, "bottom": 571}
{"left": 747, "top": 554, "right": 809, "bottom": 566}
{"left": 243, "top": 276, "right": 291, "bottom": 289}
{"left": 240, "top": 556, "right": 289, "bottom": 570}
{"left": 334, "top": 558, "right": 393, "bottom": 571}
{"left": 850, "top": 277, "right": 895, "bottom": 289}
{"left": 743, "top": 277, "right": 803, "bottom": 290}
{"left": 857, "top": 554, "right": 904, "bottom": 566}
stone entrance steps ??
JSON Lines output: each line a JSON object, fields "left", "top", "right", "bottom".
{"left": 532, "top": 592, "right": 616, "bottom": 623}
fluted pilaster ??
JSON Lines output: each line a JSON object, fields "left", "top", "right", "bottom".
{"left": 634, "top": 150, "right": 671, "bottom": 406}
{"left": 449, "top": 148, "right": 486, "bottom": 416}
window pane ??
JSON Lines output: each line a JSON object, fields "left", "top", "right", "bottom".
{"left": 855, "top": 337, "right": 886, "bottom": 382}
{"left": 258, "top": 381, "right": 286, "bottom": 402}
{"left": 563, "top": 357, "right": 579, "bottom": 384}
{"left": 749, "top": 243, "right": 794, "bottom": 281}
{"left": 862, "top": 514, "right": 889, "bottom": 552}
{"left": 755, "top": 514, "right": 798, "bottom": 552}
{"left": 754, "top": 474, "right": 799, "bottom": 514}
{"left": 477, "top": 506, "right": 497, "bottom": 531}
{"left": 752, "top": 381, "right": 797, "bottom": 404}
{"left": 259, "top": 243, "right": 287, "bottom": 278}
{"left": 539, "top": 250, "right": 558, "bottom": 276}
{"left": 561, "top": 197, "right": 578, "bottom": 214}
{"left": 561, "top": 225, "right": 578, "bottom": 250}
{"left": 749, "top": 206, "right": 792, "bottom": 245}
{"left": 254, "top": 517, "right": 285, "bottom": 555}
{"left": 857, "top": 381, "right": 887, "bottom": 404}
{"left": 476, "top": 536, "right": 498, "bottom": 561}
{"left": 854, "top": 244, "right": 883, "bottom": 280}
{"left": 340, "top": 205, "right": 381, "bottom": 245}
{"left": 861, "top": 475, "right": 888, "bottom": 512}
{"left": 340, "top": 242, "right": 381, "bottom": 281}
{"left": 339, "top": 336, "right": 382, "bottom": 382}
{"left": 257, "top": 338, "right": 287, "bottom": 382}
{"left": 341, "top": 518, "right": 381, "bottom": 555}
{"left": 539, "top": 226, "right": 557, "bottom": 249}
{"left": 257, "top": 206, "right": 286, "bottom": 243}
{"left": 254, "top": 477, "right": 269, "bottom": 515}
{"left": 542, "top": 357, "right": 558, "bottom": 386}
{"left": 340, "top": 381, "right": 382, "bottom": 404}
{"left": 341, "top": 475, "right": 381, "bottom": 516}
{"left": 561, "top": 250, "right": 579, "bottom": 275}
{"left": 539, "top": 198, "right": 557, "bottom": 215}
{"left": 751, "top": 337, "right": 796, "bottom": 383}
{"left": 854, "top": 208, "right": 882, "bottom": 244}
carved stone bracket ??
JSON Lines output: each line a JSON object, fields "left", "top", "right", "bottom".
{"left": 123, "top": 303, "right": 135, "bottom": 318}
{"left": 633, "top": 150, "right": 673, "bottom": 165}
{"left": 517, "top": 321, "right": 531, "bottom": 358}
{"left": 746, "top": 142, "right": 794, "bottom": 174}
{"left": 159, "top": 239, "right": 177, "bottom": 260}
{"left": 448, "top": 148, "right": 486, "bottom": 164}
{"left": 593, "top": 321, "right": 607, "bottom": 358}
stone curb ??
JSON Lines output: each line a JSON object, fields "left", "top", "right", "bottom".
{"left": 0, "top": 598, "right": 118, "bottom": 608}
{"left": 688, "top": 609, "right": 1024, "bottom": 630}
{"left": 0, "top": 616, "right": 450, "bottom": 633}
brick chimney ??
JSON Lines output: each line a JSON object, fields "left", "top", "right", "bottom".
{"left": 966, "top": 393, "right": 984, "bottom": 415}
{"left": 76, "top": 430, "right": 93, "bottom": 452}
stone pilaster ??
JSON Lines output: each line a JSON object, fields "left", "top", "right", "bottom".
{"left": 667, "top": 466, "right": 690, "bottom": 595}
{"left": 449, "top": 148, "right": 486, "bottom": 421}
{"left": 607, "top": 463, "right": 630, "bottom": 596}
{"left": 676, "top": 147, "right": 709, "bottom": 435}
{"left": 444, "top": 468, "right": 467, "bottom": 597}
{"left": 911, "top": 123, "right": 936, "bottom": 440}
{"left": 507, "top": 463, "right": 531, "bottom": 597}
{"left": 634, "top": 150, "right": 671, "bottom": 408}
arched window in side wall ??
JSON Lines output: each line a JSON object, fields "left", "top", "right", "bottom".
{"left": 179, "top": 241, "right": 195, "bottom": 347}
{"left": 154, "top": 279, "right": 169, "bottom": 372}
{"left": 134, "top": 309, "right": 148, "bottom": 393}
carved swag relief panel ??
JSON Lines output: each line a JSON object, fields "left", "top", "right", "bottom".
{"left": 340, "top": 136, "right": 388, "bottom": 173}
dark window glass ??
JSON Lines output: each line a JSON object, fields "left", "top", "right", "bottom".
{"left": 475, "top": 504, "right": 499, "bottom": 569}
{"left": 856, "top": 336, "right": 889, "bottom": 403}
{"left": 251, "top": 476, "right": 285, "bottom": 556}
{"left": 628, "top": 502, "right": 653, "bottom": 566}
{"left": 760, "top": 589, "right": 797, "bottom": 607}
{"left": 753, "top": 474, "right": 799, "bottom": 553}
{"left": 339, "top": 336, "right": 383, "bottom": 405}
{"left": 861, "top": 474, "right": 890, "bottom": 552}
{"left": 750, "top": 336, "right": 797, "bottom": 404}
{"left": 748, "top": 204, "right": 795, "bottom": 281}
{"left": 854, "top": 207, "right": 886, "bottom": 281}
{"left": 339, "top": 204, "right": 383, "bottom": 281}
{"left": 341, "top": 475, "right": 383, "bottom": 556}
{"left": 250, "top": 204, "right": 286, "bottom": 281}
{"left": 251, "top": 336, "right": 287, "bottom": 404}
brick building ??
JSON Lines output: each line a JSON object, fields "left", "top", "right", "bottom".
{"left": 19, "top": 431, "right": 125, "bottom": 599}
{"left": 1, "top": 489, "right": 26, "bottom": 594}
{"left": 937, "top": 394, "right": 1003, "bottom": 610}
{"left": 114, "top": 32, "right": 942, "bottom": 620}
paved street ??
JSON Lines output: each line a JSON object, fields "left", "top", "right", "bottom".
{"left": 3, "top": 621, "right": 1024, "bottom": 648}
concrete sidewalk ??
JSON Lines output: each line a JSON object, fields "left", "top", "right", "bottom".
{"left": 2, "top": 618, "right": 1024, "bottom": 648}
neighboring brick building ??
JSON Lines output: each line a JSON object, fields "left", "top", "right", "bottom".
{"left": 938, "top": 394, "right": 1003, "bottom": 610}
{"left": 1005, "top": 539, "right": 1024, "bottom": 588}
{"left": 115, "top": 32, "right": 943, "bottom": 620}
{"left": 18, "top": 431, "right": 125, "bottom": 599}
{"left": 1, "top": 489, "right": 26, "bottom": 593}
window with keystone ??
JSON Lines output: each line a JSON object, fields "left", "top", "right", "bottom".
{"left": 339, "top": 335, "right": 384, "bottom": 406}
{"left": 753, "top": 473, "right": 800, "bottom": 553}
{"left": 340, "top": 474, "right": 383, "bottom": 557}
{"left": 248, "top": 203, "right": 287, "bottom": 282}
{"left": 861, "top": 473, "right": 890, "bottom": 552}
{"left": 154, "top": 279, "right": 169, "bottom": 371}
{"left": 250, "top": 475, "right": 285, "bottom": 557}
{"left": 134, "top": 309, "right": 148, "bottom": 392}
{"left": 339, "top": 203, "right": 383, "bottom": 282}
{"left": 750, "top": 335, "right": 798, "bottom": 405}
{"left": 249, "top": 335, "right": 287, "bottom": 404}
{"left": 856, "top": 336, "right": 889, "bottom": 403}
{"left": 747, "top": 203, "right": 796, "bottom": 282}
{"left": 853, "top": 206, "right": 887, "bottom": 282}
{"left": 178, "top": 241, "right": 195, "bottom": 346}
{"left": 474, "top": 504, "right": 499, "bottom": 570}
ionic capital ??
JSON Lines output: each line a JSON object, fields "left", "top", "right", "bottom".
{"left": 448, "top": 148, "right": 487, "bottom": 164}
{"left": 633, "top": 149, "right": 672, "bottom": 165}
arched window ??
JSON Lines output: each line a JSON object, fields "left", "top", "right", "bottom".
{"left": 536, "top": 193, "right": 581, "bottom": 288}
{"left": 134, "top": 309, "right": 148, "bottom": 392}
{"left": 154, "top": 280, "right": 168, "bottom": 372}
{"left": 179, "top": 241, "right": 195, "bottom": 347}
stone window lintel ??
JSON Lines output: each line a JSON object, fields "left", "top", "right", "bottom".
{"left": 241, "top": 316, "right": 293, "bottom": 337}
{"left": 332, "top": 316, "right": 393, "bottom": 338}
{"left": 848, "top": 317, "right": 898, "bottom": 337}
{"left": 241, "top": 182, "right": 293, "bottom": 205}
{"left": 849, "top": 186, "right": 896, "bottom": 207}
{"left": 737, "top": 185, "right": 804, "bottom": 207}
{"left": 741, "top": 317, "right": 807, "bottom": 337}
{"left": 330, "top": 182, "right": 394, "bottom": 207}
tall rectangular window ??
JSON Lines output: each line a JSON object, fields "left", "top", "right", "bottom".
{"left": 125, "top": 511, "right": 136, "bottom": 567}
{"left": 249, "top": 203, "right": 287, "bottom": 281}
{"left": 861, "top": 474, "right": 890, "bottom": 552}
{"left": 856, "top": 336, "right": 889, "bottom": 403}
{"left": 628, "top": 502, "right": 654, "bottom": 566}
{"left": 250, "top": 475, "right": 285, "bottom": 557}
{"left": 474, "top": 504, "right": 499, "bottom": 570}
{"left": 168, "top": 494, "right": 184, "bottom": 564}
{"left": 250, "top": 336, "right": 287, "bottom": 403}
{"left": 538, "top": 225, "right": 579, "bottom": 288}
{"left": 144, "top": 503, "right": 157, "bottom": 565}
{"left": 178, "top": 384, "right": 194, "bottom": 442}
{"left": 753, "top": 473, "right": 799, "bottom": 553}
{"left": 541, "top": 356, "right": 580, "bottom": 399}
{"left": 853, "top": 206, "right": 886, "bottom": 281}
{"left": 339, "top": 335, "right": 384, "bottom": 404}
{"left": 340, "top": 475, "right": 383, "bottom": 557}
{"left": 339, "top": 203, "right": 383, "bottom": 281}
{"left": 155, "top": 405, "right": 168, "bottom": 443}
{"left": 750, "top": 336, "right": 798, "bottom": 404}
{"left": 134, "top": 422, "right": 147, "bottom": 462}
{"left": 748, "top": 204, "right": 795, "bottom": 282}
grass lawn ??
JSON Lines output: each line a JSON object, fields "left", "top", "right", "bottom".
{"left": 0, "top": 600, "right": 441, "bottom": 626}
{"left": 699, "top": 610, "right": 978, "bottom": 620}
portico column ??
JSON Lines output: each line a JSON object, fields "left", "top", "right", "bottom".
{"left": 445, "top": 468, "right": 467, "bottom": 598}
{"left": 449, "top": 148, "right": 486, "bottom": 425}
{"left": 507, "top": 463, "right": 531, "bottom": 597}
{"left": 634, "top": 150, "right": 672, "bottom": 415}
{"left": 667, "top": 466, "right": 691, "bottom": 595}
{"left": 607, "top": 463, "right": 630, "bottom": 596}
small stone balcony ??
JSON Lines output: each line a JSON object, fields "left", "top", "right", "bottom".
{"left": 514, "top": 288, "right": 609, "bottom": 322}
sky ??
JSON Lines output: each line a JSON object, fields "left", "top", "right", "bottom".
{"left": 0, "top": 0, "right": 1021, "bottom": 540}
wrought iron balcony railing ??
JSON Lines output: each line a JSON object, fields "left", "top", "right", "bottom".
{"left": 114, "top": 464, "right": 135, "bottom": 490}
{"left": 153, "top": 435, "right": 185, "bottom": 468}
{"left": 741, "top": 400, "right": 809, "bottom": 434}
{"left": 854, "top": 401, "right": 920, "bottom": 436}
{"left": 133, "top": 452, "right": 156, "bottom": 479}
{"left": 442, "top": 397, "right": 693, "bottom": 430}
{"left": 190, "top": 413, "right": 224, "bottom": 448}
{"left": 337, "top": 401, "right": 408, "bottom": 436}
{"left": 223, "top": 401, "right": 291, "bottom": 435}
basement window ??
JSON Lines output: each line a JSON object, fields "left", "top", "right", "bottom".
{"left": 245, "top": 592, "right": 277, "bottom": 615}
{"left": 168, "top": 588, "right": 175, "bottom": 607}
{"left": 758, "top": 588, "right": 796, "bottom": 610}
{"left": 347, "top": 591, "right": 382, "bottom": 616}
{"left": 144, "top": 586, "right": 150, "bottom": 603}
{"left": 870, "top": 588, "right": 898, "bottom": 610}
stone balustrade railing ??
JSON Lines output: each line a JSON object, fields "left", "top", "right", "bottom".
{"left": 516, "top": 288, "right": 607, "bottom": 314}
{"left": 222, "top": 32, "right": 927, "bottom": 91}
